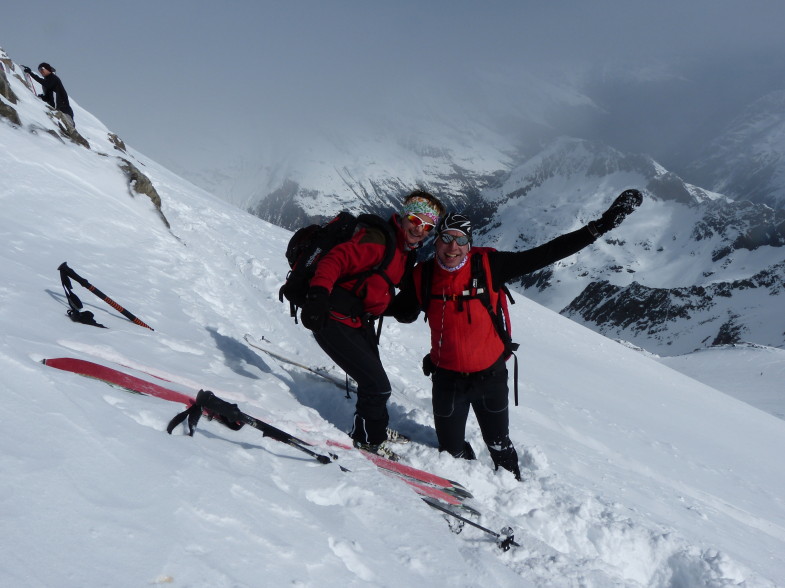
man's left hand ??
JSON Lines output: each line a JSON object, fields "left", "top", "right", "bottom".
{"left": 591, "top": 189, "right": 643, "bottom": 235}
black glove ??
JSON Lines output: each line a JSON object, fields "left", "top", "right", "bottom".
{"left": 422, "top": 354, "right": 434, "bottom": 377}
{"left": 386, "top": 291, "right": 420, "bottom": 324}
{"left": 23, "top": 66, "right": 32, "bottom": 74}
{"left": 589, "top": 189, "right": 643, "bottom": 236}
{"left": 300, "top": 286, "right": 331, "bottom": 332}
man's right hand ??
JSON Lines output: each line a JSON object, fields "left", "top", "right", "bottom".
{"left": 301, "top": 287, "right": 331, "bottom": 332}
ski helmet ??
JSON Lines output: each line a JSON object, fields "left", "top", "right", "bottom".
{"left": 437, "top": 213, "right": 472, "bottom": 242}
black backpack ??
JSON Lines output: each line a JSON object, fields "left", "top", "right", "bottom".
{"left": 279, "top": 212, "right": 399, "bottom": 324}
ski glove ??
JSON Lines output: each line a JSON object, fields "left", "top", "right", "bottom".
{"left": 23, "top": 66, "right": 32, "bottom": 74}
{"left": 301, "top": 286, "right": 331, "bottom": 332}
{"left": 589, "top": 189, "right": 643, "bottom": 236}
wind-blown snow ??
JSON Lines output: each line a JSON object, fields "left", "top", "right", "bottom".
{"left": 1, "top": 54, "right": 784, "bottom": 587}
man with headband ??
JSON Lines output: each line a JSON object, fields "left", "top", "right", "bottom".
{"left": 300, "top": 190, "right": 445, "bottom": 460}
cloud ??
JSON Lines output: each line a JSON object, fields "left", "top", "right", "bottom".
{"left": 3, "top": 0, "right": 785, "bottom": 175}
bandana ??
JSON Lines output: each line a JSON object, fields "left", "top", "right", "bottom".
{"left": 437, "top": 255, "right": 469, "bottom": 272}
{"left": 401, "top": 197, "right": 441, "bottom": 225}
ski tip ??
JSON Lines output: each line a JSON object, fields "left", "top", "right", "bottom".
{"left": 447, "top": 477, "right": 469, "bottom": 491}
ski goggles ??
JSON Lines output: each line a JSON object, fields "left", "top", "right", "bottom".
{"left": 405, "top": 214, "right": 436, "bottom": 232}
{"left": 438, "top": 233, "right": 471, "bottom": 246}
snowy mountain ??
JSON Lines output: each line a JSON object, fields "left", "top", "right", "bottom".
{"left": 2, "top": 47, "right": 785, "bottom": 587}
{"left": 687, "top": 89, "right": 785, "bottom": 209}
{"left": 474, "top": 138, "right": 785, "bottom": 355}
{"left": 246, "top": 124, "right": 518, "bottom": 230}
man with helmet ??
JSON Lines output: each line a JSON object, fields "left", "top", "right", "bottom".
{"left": 392, "top": 189, "right": 643, "bottom": 479}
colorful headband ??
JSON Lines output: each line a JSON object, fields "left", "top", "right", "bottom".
{"left": 401, "top": 197, "right": 441, "bottom": 225}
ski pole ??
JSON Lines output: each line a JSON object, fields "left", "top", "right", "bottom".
{"left": 58, "top": 262, "right": 154, "bottom": 330}
{"left": 20, "top": 65, "right": 39, "bottom": 94}
{"left": 178, "top": 390, "right": 338, "bottom": 465}
{"left": 420, "top": 496, "right": 520, "bottom": 551}
{"left": 240, "top": 411, "right": 335, "bottom": 464}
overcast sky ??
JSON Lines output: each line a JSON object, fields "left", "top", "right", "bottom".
{"left": 4, "top": 1, "right": 785, "bottom": 176}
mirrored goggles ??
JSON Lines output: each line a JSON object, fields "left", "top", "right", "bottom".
{"left": 438, "top": 233, "right": 470, "bottom": 246}
{"left": 405, "top": 214, "right": 435, "bottom": 232}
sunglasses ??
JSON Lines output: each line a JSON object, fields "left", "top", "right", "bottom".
{"left": 438, "top": 233, "right": 470, "bottom": 246}
{"left": 405, "top": 214, "right": 435, "bottom": 232}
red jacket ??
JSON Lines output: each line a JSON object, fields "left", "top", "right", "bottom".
{"left": 310, "top": 215, "right": 413, "bottom": 327}
{"left": 394, "top": 225, "right": 598, "bottom": 371}
{"left": 413, "top": 248, "right": 506, "bottom": 373}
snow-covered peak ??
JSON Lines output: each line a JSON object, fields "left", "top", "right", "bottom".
{"left": 688, "top": 89, "right": 785, "bottom": 208}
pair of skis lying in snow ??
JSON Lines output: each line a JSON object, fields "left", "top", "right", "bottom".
{"left": 41, "top": 349, "right": 518, "bottom": 550}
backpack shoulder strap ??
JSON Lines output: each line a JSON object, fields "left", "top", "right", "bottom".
{"left": 470, "top": 252, "right": 518, "bottom": 353}
{"left": 334, "top": 214, "right": 399, "bottom": 299}
{"left": 356, "top": 214, "right": 397, "bottom": 270}
{"left": 472, "top": 251, "right": 520, "bottom": 406}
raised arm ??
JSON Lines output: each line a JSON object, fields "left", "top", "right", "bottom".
{"left": 488, "top": 189, "right": 642, "bottom": 286}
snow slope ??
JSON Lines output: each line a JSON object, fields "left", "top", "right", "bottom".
{"left": 658, "top": 344, "right": 785, "bottom": 421}
{"left": 1, "top": 54, "right": 784, "bottom": 587}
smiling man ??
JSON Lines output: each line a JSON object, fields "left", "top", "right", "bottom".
{"left": 300, "top": 190, "right": 445, "bottom": 459}
{"left": 393, "top": 189, "right": 643, "bottom": 479}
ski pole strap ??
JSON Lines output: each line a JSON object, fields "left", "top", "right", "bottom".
{"left": 59, "top": 265, "right": 107, "bottom": 328}
{"left": 166, "top": 403, "right": 204, "bottom": 436}
{"left": 67, "top": 308, "right": 106, "bottom": 328}
{"left": 166, "top": 391, "right": 246, "bottom": 436}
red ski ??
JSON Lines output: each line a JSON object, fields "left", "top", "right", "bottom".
{"left": 41, "top": 357, "right": 473, "bottom": 510}
{"left": 42, "top": 357, "right": 193, "bottom": 405}
{"left": 326, "top": 440, "right": 472, "bottom": 501}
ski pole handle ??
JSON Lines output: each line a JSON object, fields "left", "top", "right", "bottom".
{"left": 195, "top": 389, "right": 243, "bottom": 424}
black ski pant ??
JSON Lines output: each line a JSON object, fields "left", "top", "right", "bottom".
{"left": 432, "top": 358, "right": 520, "bottom": 478}
{"left": 314, "top": 318, "right": 391, "bottom": 445}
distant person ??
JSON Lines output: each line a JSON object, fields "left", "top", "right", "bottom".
{"left": 391, "top": 190, "right": 643, "bottom": 479}
{"left": 299, "top": 190, "right": 446, "bottom": 460}
{"left": 24, "top": 63, "right": 75, "bottom": 127}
